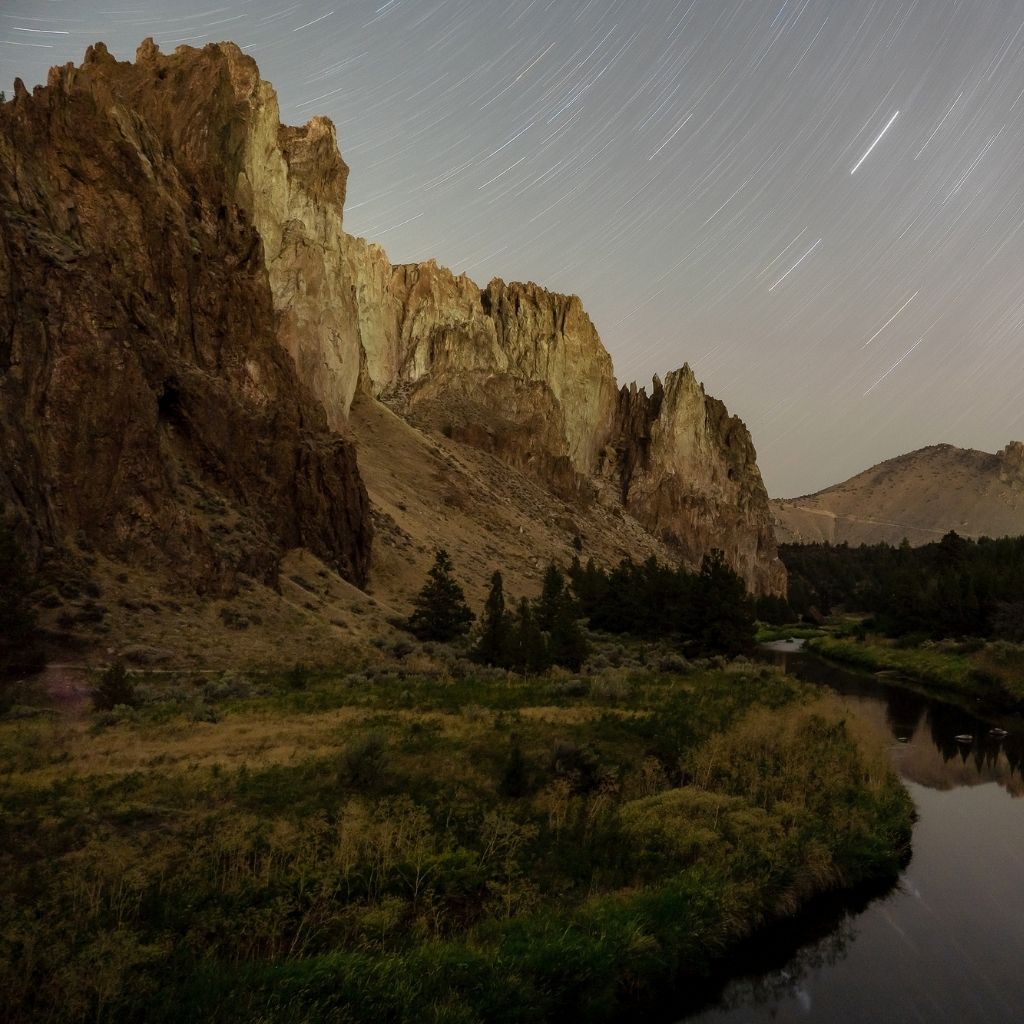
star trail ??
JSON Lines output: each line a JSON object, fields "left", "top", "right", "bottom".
{"left": 4, "top": 0, "right": 1024, "bottom": 496}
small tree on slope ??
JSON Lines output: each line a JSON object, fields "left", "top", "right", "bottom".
{"left": 474, "top": 570, "right": 512, "bottom": 666}
{"left": 407, "top": 550, "right": 475, "bottom": 642}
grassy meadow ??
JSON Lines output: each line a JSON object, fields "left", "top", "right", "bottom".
{"left": 0, "top": 645, "right": 913, "bottom": 1023}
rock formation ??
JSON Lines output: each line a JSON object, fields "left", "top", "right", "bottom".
{"left": 606, "top": 369, "right": 785, "bottom": 595}
{"left": 0, "top": 39, "right": 785, "bottom": 607}
{"left": 773, "top": 442, "right": 1024, "bottom": 547}
{"left": 0, "top": 41, "right": 372, "bottom": 593}
{"left": 340, "top": 237, "right": 782, "bottom": 591}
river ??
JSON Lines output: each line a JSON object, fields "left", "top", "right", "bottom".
{"left": 679, "top": 641, "right": 1024, "bottom": 1024}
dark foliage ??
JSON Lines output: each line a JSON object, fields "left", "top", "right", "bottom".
{"left": 567, "top": 552, "right": 756, "bottom": 657}
{"left": 287, "top": 663, "right": 311, "bottom": 690}
{"left": 754, "top": 593, "right": 796, "bottom": 625}
{"left": 0, "top": 522, "right": 42, "bottom": 678}
{"left": 497, "top": 738, "right": 530, "bottom": 797}
{"left": 473, "top": 571, "right": 512, "bottom": 666}
{"left": 781, "top": 531, "right": 1024, "bottom": 639}
{"left": 510, "top": 599, "right": 551, "bottom": 674}
{"left": 474, "top": 564, "right": 589, "bottom": 673}
{"left": 93, "top": 660, "right": 138, "bottom": 711}
{"left": 407, "top": 550, "right": 475, "bottom": 642}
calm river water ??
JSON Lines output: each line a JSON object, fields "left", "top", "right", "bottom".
{"left": 680, "top": 641, "right": 1024, "bottom": 1024}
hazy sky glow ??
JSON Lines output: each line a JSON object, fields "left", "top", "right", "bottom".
{"left": 5, "top": 0, "right": 1024, "bottom": 496}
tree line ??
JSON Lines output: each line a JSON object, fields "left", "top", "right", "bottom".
{"left": 406, "top": 547, "right": 758, "bottom": 669}
{"left": 780, "top": 531, "right": 1024, "bottom": 639}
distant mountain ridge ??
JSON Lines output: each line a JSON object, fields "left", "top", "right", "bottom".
{"left": 772, "top": 442, "right": 1024, "bottom": 546}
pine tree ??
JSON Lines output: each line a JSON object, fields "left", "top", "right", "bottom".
{"left": 548, "top": 597, "right": 589, "bottom": 670}
{"left": 536, "top": 563, "right": 565, "bottom": 632}
{"left": 511, "top": 598, "right": 550, "bottom": 674}
{"left": 407, "top": 550, "right": 475, "bottom": 641}
{"left": 689, "top": 549, "right": 755, "bottom": 656}
{"left": 536, "top": 562, "right": 589, "bottom": 669}
{"left": 474, "top": 570, "right": 512, "bottom": 666}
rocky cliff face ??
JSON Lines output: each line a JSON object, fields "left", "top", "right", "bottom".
{"left": 346, "top": 254, "right": 619, "bottom": 500}
{"left": 343, "top": 241, "right": 782, "bottom": 591}
{"left": 1, "top": 39, "right": 783, "bottom": 600}
{"left": 606, "top": 369, "right": 785, "bottom": 595}
{"left": 998, "top": 442, "right": 1024, "bottom": 490}
{"left": 0, "top": 41, "right": 372, "bottom": 592}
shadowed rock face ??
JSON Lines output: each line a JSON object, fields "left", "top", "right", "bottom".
{"left": 0, "top": 41, "right": 372, "bottom": 592}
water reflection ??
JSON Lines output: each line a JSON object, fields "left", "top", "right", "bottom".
{"left": 677, "top": 645, "right": 1024, "bottom": 1023}
{"left": 761, "top": 643, "right": 1024, "bottom": 796}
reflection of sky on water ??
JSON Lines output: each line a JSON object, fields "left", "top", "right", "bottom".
{"left": 679, "top": 651, "right": 1024, "bottom": 1023}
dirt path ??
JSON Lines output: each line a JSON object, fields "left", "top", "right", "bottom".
{"left": 787, "top": 505, "right": 948, "bottom": 536}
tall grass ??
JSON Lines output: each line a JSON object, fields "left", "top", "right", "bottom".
{"left": 0, "top": 663, "right": 911, "bottom": 1023}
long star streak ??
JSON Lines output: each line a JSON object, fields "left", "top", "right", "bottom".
{"left": 768, "top": 239, "right": 822, "bottom": 292}
{"left": 851, "top": 111, "right": 900, "bottom": 174}
{"left": 862, "top": 292, "right": 919, "bottom": 347}
{"left": 864, "top": 336, "right": 925, "bottom": 395}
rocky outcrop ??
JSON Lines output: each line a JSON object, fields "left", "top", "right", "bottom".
{"left": 605, "top": 369, "right": 786, "bottom": 595}
{"left": 347, "top": 253, "right": 619, "bottom": 491}
{"left": 344, "top": 250, "right": 783, "bottom": 592}
{"left": 998, "top": 442, "right": 1024, "bottom": 490}
{"left": 0, "top": 40, "right": 372, "bottom": 592}
{"left": 1, "top": 39, "right": 784, "bottom": 599}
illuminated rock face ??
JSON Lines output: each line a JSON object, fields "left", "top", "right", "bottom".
{"left": 0, "top": 39, "right": 783, "bottom": 595}
{"left": 607, "top": 369, "right": 787, "bottom": 596}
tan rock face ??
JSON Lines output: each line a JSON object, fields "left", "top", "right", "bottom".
{"left": 603, "top": 369, "right": 785, "bottom": 594}
{"left": 208, "top": 44, "right": 364, "bottom": 430}
{"left": 344, "top": 252, "right": 783, "bottom": 591}
{"left": 0, "top": 40, "right": 372, "bottom": 591}
{"left": 350, "top": 257, "right": 619, "bottom": 481}
{"left": 1, "top": 39, "right": 784, "bottom": 599}
{"left": 999, "top": 442, "right": 1024, "bottom": 489}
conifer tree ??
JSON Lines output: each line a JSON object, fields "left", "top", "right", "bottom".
{"left": 511, "top": 598, "right": 550, "bottom": 674}
{"left": 536, "top": 563, "right": 565, "bottom": 632}
{"left": 407, "top": 549, "right": 474, "bottom": 642}
{"left": 474, "top": 570, "right": 511, "bottom": 666}
{"left": 690, "top": 549, "right": 755, "bottom": 656}
{"left": 548, "top": 597, "right": 589, "bottom": 671}
{"left": 536, "top": 562, "right": 589, "bottom": 669}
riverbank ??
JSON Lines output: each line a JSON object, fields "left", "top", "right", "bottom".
{"left": 0, "top": 657, "right": 912, "bottom": 1023}
{"left": 807, "top": 634, "right": 1024, "bottom": 713}
{"left": 686, "top": 645, "right": 1024, "bottom": 1023}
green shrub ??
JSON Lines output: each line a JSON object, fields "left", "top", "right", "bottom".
{"left": 93, "top": 660, "right": 137, "bottom": 711}
{"left": 341, "top": 733, "right": 389, "bottom": 788}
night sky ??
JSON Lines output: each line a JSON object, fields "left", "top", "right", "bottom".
{"left": 4, "top": 1, "right": 1024, "bottom": 497}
